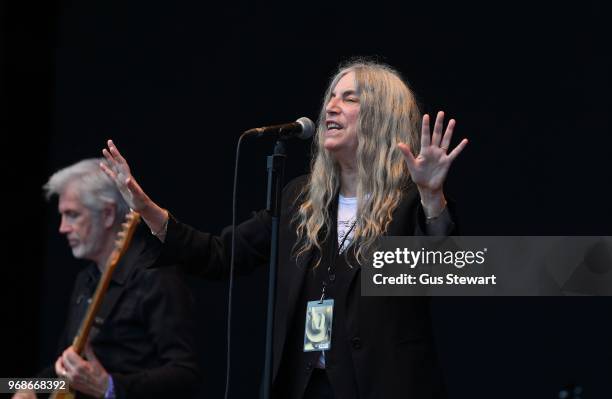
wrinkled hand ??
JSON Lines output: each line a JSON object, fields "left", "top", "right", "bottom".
{"left": 398, "top": 111, "right": 468, "bottom": 217}
{"left": 55, "top": 346, "right": 109, "bottom": 398}
{"left": 101, "top": 139, "right": 150, "bottom": 212}
{"left": 11, "top": 392, "right": 37, "bottom": 399}
{"left": 101, "top": 139, "right": 169, "bottom": 237}
{"left": 398, "top": 111, "right": 468, "bottom": 194}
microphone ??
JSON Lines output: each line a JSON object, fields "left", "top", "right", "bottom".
{"left": 245, "top": 117, "right": 315, "bottom": 140}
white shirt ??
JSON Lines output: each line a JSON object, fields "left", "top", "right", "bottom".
{"left": 337, "top": 194, "right": 358, "bottom": 252}
{"left": 317, "top": 194, "right": 358, "bottom": 369}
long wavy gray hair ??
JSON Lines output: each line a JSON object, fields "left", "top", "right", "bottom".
{"left": 294, "top": 60, "right": 421, "bottom": 266}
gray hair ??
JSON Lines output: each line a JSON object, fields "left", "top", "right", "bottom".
{"left": 43, "top": 158, "right": 130, "bottom": 225}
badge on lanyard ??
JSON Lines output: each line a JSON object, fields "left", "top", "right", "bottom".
{"left": 303, "top": 299, "right": 334, "bottom": 352}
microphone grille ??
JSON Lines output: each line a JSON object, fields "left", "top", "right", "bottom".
{"left": 296, "top": 117, "right": 315, "bottom": 140}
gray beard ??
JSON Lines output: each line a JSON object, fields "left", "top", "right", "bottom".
{"left": 71, "top": 221, "right": 106, "bottom": 262}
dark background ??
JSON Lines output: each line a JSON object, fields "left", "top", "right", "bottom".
{"left": 2, "top": 0, "right": 611, "bottom": 397}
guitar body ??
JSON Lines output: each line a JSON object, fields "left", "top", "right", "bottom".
{"left": 49, "top": 390, "right": 75, "bottom": 399}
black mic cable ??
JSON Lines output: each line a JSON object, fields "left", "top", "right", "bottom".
{"left": 224, "top": 131, "right": 248, "bottom": 399}
{"left": 224, "top": 117, "right": 313, "bottom": 399}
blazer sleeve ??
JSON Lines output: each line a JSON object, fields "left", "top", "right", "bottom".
{"left": 414, "top": 197, "right": 458, "bottom": 236}
{"left": 153, "top": 175, "right": 307, "bottom": 279}
{"left": 154, "top": 209, "right": 272, "bottom": 279}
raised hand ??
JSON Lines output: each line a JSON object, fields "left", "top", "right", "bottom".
{"left": 101, "top": 140, "right": 149, "bottom": 212}
{"left": 398, "top": 111, "right": 468, "bottom": 216}
{"left": 101, "top": 140, "right": 168, "bottom": 236}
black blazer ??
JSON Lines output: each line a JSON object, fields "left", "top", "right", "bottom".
{"left": 160, "top": 175, "right": 451, "bottom": 399}
{"left": 41, "top": 229, "right": 201, "bottom": 399}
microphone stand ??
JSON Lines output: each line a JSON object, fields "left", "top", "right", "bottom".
{"left": 262, "top": 139, "right": 286, "bottom": 399}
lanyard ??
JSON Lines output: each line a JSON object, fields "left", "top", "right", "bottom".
{"left": 320, "top": 220, "right": 357, "bottom": 302}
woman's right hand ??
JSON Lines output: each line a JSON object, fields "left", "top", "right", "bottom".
{"left": 101, "top": 140, "right": 168, "bottom": 236}
{"left": 101, "top": 139, "right": 149, "bottom": 212}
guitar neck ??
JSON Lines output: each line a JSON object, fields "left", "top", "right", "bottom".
{"left": 71, "top": 260, "right": 118, "bottom": 354}
{"left": 71, "top": 212, "right": 140, "bottom": 354}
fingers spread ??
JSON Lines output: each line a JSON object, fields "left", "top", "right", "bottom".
{"left": 448, "top": 138, "right": 468, "bottom": 161}
{"left": 397, "top": 142, "right": 416, "bottom": 169}
{"left": 102, "top": 148, "right": 113, "bottom": 162}
{"left": 431, "top": 111, "right": 444, "bottom": 147}
{"left": 440, "top": 118, "right": 456, "bottom": 150}
{"left": 99, "top": 161, "right": 116, "bottom": 179}
{"left": 108, "top": 140, "right": 127, "bottom": 164}
{"left": 420, "top": 114, "right": 431, "bottom": 149}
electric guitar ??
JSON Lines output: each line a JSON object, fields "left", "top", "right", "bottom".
{"left": 50, "top": 211, "right": 141, "bottom": 399}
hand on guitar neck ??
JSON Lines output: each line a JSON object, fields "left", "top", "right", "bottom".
{"left": 10, "top": 344, "right": 110, "bottom": 399}
{"left": 53, "top": 345, "right": 110, "bottom": 398}
{"left": 11, "top": 391, "right": 37, "bottom": 399}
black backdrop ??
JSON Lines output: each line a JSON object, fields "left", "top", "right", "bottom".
{"left": 3, "top": 0, "right": 611, "bottom": 397}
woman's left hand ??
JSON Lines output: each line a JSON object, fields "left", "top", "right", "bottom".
{"left": 398, "top": 111, "right": 468, "bottom": 217}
